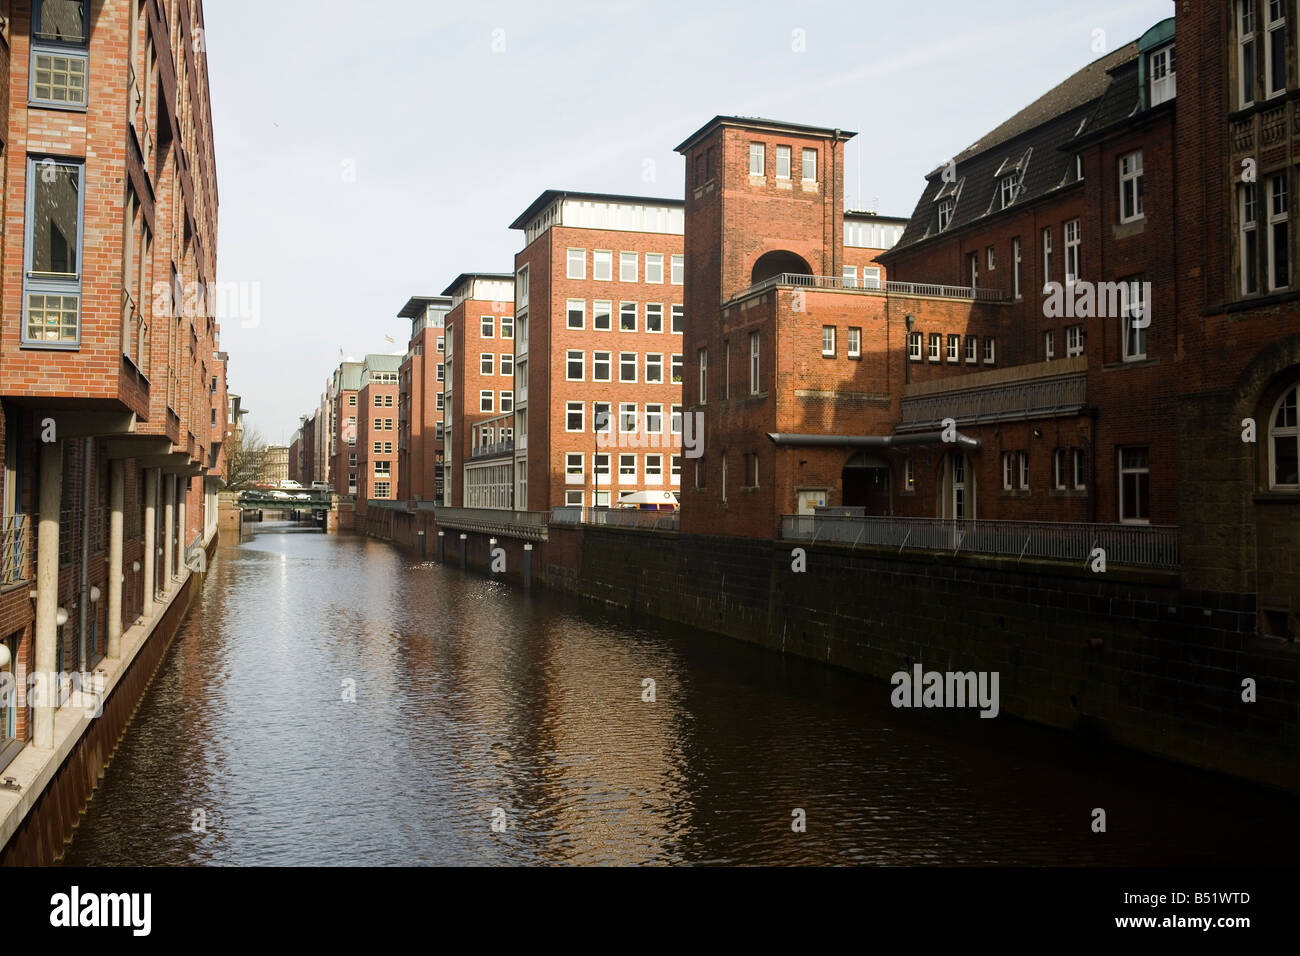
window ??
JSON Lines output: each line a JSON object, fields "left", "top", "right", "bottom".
{"left": 1242, "top": 182, "right": 1260, "bottom": 295}
{"left": 620, "top": 252, "right": 638, "bottom": 282}
{"left": 802, "top": 148, "right": 817, "bottom": 182}
{"left": 620, "top": 301, "right": 637, "bottom": 332}
{"left": 593, "top": 350, "right": 611, "bottom": 382}
{"left": 436, "top": 392, "right": 445, "bottom": 411}
{"left": 968, "top": 252, "right": 979, "bottom": 287}
{"left": 592, "top": 300, "right": 612, "bottom": 331}
{"left": 1013, "top": 237, "right": 1022, "bottom": 298}
{"left": 646, "top": 253, "right": 664, "bottom": 284}
{"left": 1002, "top": 453, "right": 1015, "bottom": 491}
{"left": 1041, "top": 228, "right": 1055, "bottom": 292}
{"left": 904, "top": 458, "right": 915, "bottom": 491}
{"left": 350, "top": 453, "right": 358, "bottom": 466}
{"left": 908, "top": 332, "right": 922, "bottom": 361}
{"left": 501, "top": 354, "right": 513, "bottom": 376}
{"left": 984, "top": 338, "right": 996, "bottom": 365}
{"left": 594, "top": 250, "right": 613, "bottom": 281}
{"left": 848, "top": 327, "right": 861, "bottom": 358}
{"left": 928, "top": 333, "right": 941, "bottom": 362}
{"left": 645, "top": 404, "right": 663, "bottom": 434}
{"left": 671, "top": 255, "right": 684, "bottom": 285}
{"left": 1064, "top": 220, "right": 1081, "bottom": 285}
{"left": 24, "top": 157, "right": 84, "bottom": 345}
{"left": 373, "top": 417, "right": 382, "bottom": 431}
{"left": 1266, "top": 0, "right": 1286, "bottom": 98}
{"left": 567, "top": 248, "right": 586, "bottom": 279}
{"left": 566, "top": 401, "right": 584, "bottom": 432}
{"left": 986, "top": 245, "right": 995, "bottom": 271}
{"left": 480, "top": 315, "right": 494, "bottom": 338}
{"left": 480, "top": 391, "right": 493, "bottom": 413}
{"left": 1119, "top": 151, "right": 1144, "bottom": 222}
{"left": 646, "top": 353, "right": 664, "bottom": 383}
{"left": 671, "top": 455, "right": 682, "bottom": 485}
{"left": 671, "top": 405, "right": 683, "bottom": 434}
{"left": 567, "top": 299, "right": 585, "bottom": 329}
{"left": 947, "top": 335, "right": 960, "bottom": 363}
{"left": 373, "top": 441, "right": 382, "bottom": 454}
{"left": 938, "top": 198, "right": 954, "bottom": 231}
{"left": 1119, "top": 447, "right": 1150, "bottom": 522}
{"left": 749, "top": 142, "right": 765, "bottom": 176}
{"left": 620, "top": 352, "right": 637, "bottom": 382}
{"left": 31, "top": 0, "right": 89, "bottom": 107}
{"left": 566, "top": 350, "right": 584, "bottom": 381}
{"left": 646, "top": 454, "right": 663, "bottom": 484}
{"left": 373, "top": 394, "right": 383, "bottom": 407}
{"left": 749, "top": 331, "right": 761, "bottom": 395}
{"left": 1240, "top": 1, "right": 1257, "bottom": 108}
{"left": 480, "top": 353, "right": 494, "bottom": 375}
{"left": 619, "top": 403, "right": 638, "bottom": 433}
{"left": 349, "top": 396, "right": 357, "bottom": 406}
{"left": 500, "top": 391, "right": 514, "bottom": 413}
{"left": 618, "top": 454, "right": 637, "bottom": 483}
{"left": 1017, "top": 451, "right": 1029, "bottom": 490}
{"left": 1269, "top": 173, "right": 1289, "bottom": 291}
{"left": 375, "top": 481, "right": 391, "bottom": 498}
{"left": 436, "top": 363, "right": 445, "bottom": 383}
{"left": 1149, "top": 44, "right": 1176, "bottom": 105}
{"left": 965, "top": 336, "right": 978, "bottom": 364}
{"left": 501, "top": 315, "right": 514, "bottom": 339}
{"left": 863, "top": 266, "right": 881, "bottom": 290}
{"left": 385, "top": 395, "right": 394, "bottom": 407}
{"left": 671, "top": 304, "right": 684, "bottom": 333}
{"left": 843, "top": 266, "right": 858, "bottom": 289}
{"left": 1044, "top": 330, "right": 1055, "bottom": 361}
{"left": 1000, "top": 174, "right": 1020, "bottom": 209}
{"left": 594, "top": 454, "right": 611, "bottom": 489}
{"left": 564, "top": 491, "right": 583, "bottom": 507}
{"left": 822, "top": 326, "right": 836, "bottom": 357}
{"left": 385, "top": 418, "right": 393, "bottom": 430}
{"left": 437, "top": 336, "right": 445, "bottom": 353}
{"left": 1122, "top": 278, "right": 1148, "bottom": 361}
{"left": 645, "top": 303, "right": 663, "bottom": 333}
{"left": 671, "top": 353, "right": 682, "bottom": 383}
{"left": 566, "top": 453, "right": 584, "bottom": 482}
{"left": 375, "top": 461, "right": 392, "bottom": 476}
{"left": 1073, "top": 448, "right": 1086, "bottom": 489}
{"left": 1053, "top": 449, "right": 1066, "bottom": 490}
{"left": 698, "top": 348, "right": 708, "bottom": 404}
{"left": 1270, "top": 385, "right": 1300, "bottom": 487}
{"left": 1066, "top": 324, "right": 1084, "bottom": 357}
{"left": 593, "top": 401, "right": 612, "bottom": 434}
{"left": 776, "top": 145, "right": 791, "bottom": 179}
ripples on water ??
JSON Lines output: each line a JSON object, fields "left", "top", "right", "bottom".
{"left": 60, "top": 524, "right": 1300, "bottom": 866}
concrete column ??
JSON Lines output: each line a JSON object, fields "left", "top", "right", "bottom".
{"left": 177, "top": 478, "right": 187, "bottom": 576}
{"left": 162, "top": 475, "right": 174, "bottom": 591}
{"left": 142, "top": 468, "right": 157, "bottom": 618}
{"left": 33, "top": 440, "right": 62, "bottom": 750}
{"left": 523, "top": 542, "right": 533, "bottom": 590}
{"left": 107, "top": 459, "right": 124, "bottom": 658}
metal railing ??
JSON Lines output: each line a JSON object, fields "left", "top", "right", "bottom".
{"left": 735, "top": 272, "right": 1004, "bottom": 303}
{"left": 550, "top": 506, "right": 680, "bottom": 532}
{"left": 434, "top": 506, "right": 548, "bottom": 541}
{"left": 780, "top": 514, "right": 1179, "bottom": 569}
{"left": 470, "top": 440, "right": 515, "bottom": 459}
{"left": 2, "top": 515, "right": 29, "bottom": 586}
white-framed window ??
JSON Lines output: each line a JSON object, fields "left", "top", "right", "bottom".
{"left": 501, "top": 390, "right": 513, "bottom": 413}
{"left": 593, "top": 350, "right": 611, "bottom": 382}
{"left": 671, "top": 255, "right": 684, "bottom": 285}
{"left": 501, "top": 315, "right": 514, "bottom": 339}
{"left": 620, "top": 301, "right": 637, "bottom": 332}
{"left": 435, "top": 392, "right": 444, "bottom": 411}
{"left": 965, "top": 336, "right": 978, "bottom": 364}
{"left": 938, "top": 198, "right": 954, "bottom": 231}
{"left": 566, "top": 401, "right": 584, "bottom": 432}
{"left": 567, "top": 299, "right": 585, "bottom": 329}
{"left": 1066, "top": 324, "right": 1084, "bottom": 357}
{"left": 1044, "top": 330, "right": 1055, "bottom": 361}
{"left": 565, "top": 490, "right": 584, "bottom": 505}
{"left": 645, "top": 303, "right": 664, "bottom": 333}
{"left": 618, "top": 454, "right": 637, "bottom": 484}
{"left": 671, "top": 353, "right": 682, "bottom": 383}
{"left": 373, "top": 394, "right": 383, "bottom": 407}
{"left": 848, "top": 327, "right": 861, "bottom": 358}
{"left": 1053, "top": 449, "right": 1066, "bottom": 490}
{"left": 776, "top": 145, "right": 791, "bottom": 179}
{"left": 671, "top": 454, "right": 681, "bottom": 486}
{"left": 947, "top": 334, "right": 960, "bottom": 363}
{"left": 1269, "top": 384, "right": 1299, "bottom": 487}
{"left": 373, "top": 441, "right": 382, "bottom": 454}
{"left": 671, "top": 404, "right": 682, "bottom": 434}
{"left": 1000, "top": 174, "right": 1020, "bottom": 209}
{"left": 749, "top": 331, "right": 761, "bottom": 395}
{"left": 594, "top": 454, "right": 610, "bottom": 486}
{"left": 501, "top": 354, "right": 513, "bottom": 376}
{"left": 1064, "top": 219, "right": 1081, "bottom": 285}
{"left": 1042, "top": 227, "right": 1053, "bottom": 290}
{"left": 592, "top": 401, "right": 612, "bottom": 436}
{"left": 646, "top": 454, "right": 663, "bottom": 484}
{"left": 671, "top": 304, "right": 684, "bottom": 333}
{"left": 566, "top": 349, "right": 584, "bottom": 381}
{"left": 374, "top": 481, "right": 391, "bottom": 498}
{"left": 1269, "top": 173, "right": 1290, "bottom": 291}
{"left": 479, "top": 390, "right": 493, "bottom": 413}
{"left": 1122, "top": 278, "right": 1148, "bottom": 361}
{"left": 593, "top": 300, "right": 612, "bottom": 331}
{"left": 1242, "top": 182, "right": 1260, "bottom": 296}
{"left": 984, "top": 338, "right": 996, "bottom": 365}
{"left": 437, "top": 335, "right": 444, "bottom": 353}
{"left": 863, "top": 266, "right": 881, "bottom": 290}
{"left": 620, "top": 251, "right": 638, "bottom": 282}
{"left": 1266, "top": 0, "right": 1287, "bottom": 98}
{"left": 480, "top": 315, "right": 495, "bottom": 338}
{"left": 1073, "top": 448, "right": 1086, "bottom": 489}
{"left": 645, "top": 253, "right": 664, "bottom": 284}
{"left": 620, "top": 351, "right": 638, "bottom": 383}
{"left": 969, "top": 252, "right": 979, "bottom": 287}
{"left": 842, "top": 266, "right": 858, "bottom": 288}
{"left": 619, "top": 402, "right": 638, "bottom": 434}
{"left": 1240, "top": 1, "right": 1257, "bottom": 108}
{"left": 23, "top": 157, "right": 84, "bottom": 345}
{"left": 1149, "top": 44, "right": 1176, "bottom": 105}
{"left": 822, "top": 325, "right": 836, "bottom": 357}
{"left": 567, "top": 248, "right": 586, "bottom": 279}
{"left": 375, "top": 461, "right": 392, "bottom": 477}
{"left": 802, "top": 148, "right": 817, "bottom": 182}
{"left": 565, "top": 453, "right": 584, "bottom": 483}
{"left": 749, "top": 142, "right": 765, "bottom": 176}
{"left": 1119, "top": 151, "right": 1144, "bottom": 222}
{"left": 1012, "top": 237, "right": 1022, "bottom": 298}
{"left": 594, "top": 250, "right": 613, "bottom": 281}
{"left": 646, "top": 353, "right": 664, "bottom": 383}
{"left": 698, "top": 348, "right": 707, "bottom": 404}
{"left": 480, "top": 353, "right": 494, "bottom": 375}
{"left": 1002, "top": 453, "right": 1014, "bottom": 490}
{"left": 1118, "top": 447, "right": 1150, "bottom": 523}
{"left": 928, "top": 333, "right": 941, "bottom": 362}
{"left": 645, "top": 403, "right": 663, "bottom": 434}
{"left": 1017, "top": 451, "right": 1029, "bottom": 490}
{"left": 908, "top": 331, "right": 922, "bottom": 361}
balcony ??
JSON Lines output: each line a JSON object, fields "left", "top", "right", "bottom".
{"left": 435, "top": 506, "right": 548, "bottom": 541}
{"left": 470, "top": 440, "right": 515, "bottom": 460}
{"left": 898, "top": 356, "right": 1087, "bottom": 431}
{"left": 551, "top": 506, "right": 680, "bottom": 532}
{"left": 731, "top": 272, "right": 1005, "bottom": 305}
{"left": 780, "top": 514, "right": 1179, "bottom": 569}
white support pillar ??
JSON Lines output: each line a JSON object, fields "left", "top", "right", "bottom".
{"left": 177, "top": 478, "right": 187, "bottom": 575}
{"left": 143, "top": 468, "right": 157, "bottom": 618}
{"left": 107, "top": 459, "right": 124, "bottom": 658}
{"left": 162, "top": 475, "right": 174, "bottom": 591}
{"left": 33, "top": 440, "right": 62, "bottom": 750}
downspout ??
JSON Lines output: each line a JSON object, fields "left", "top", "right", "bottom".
{"left": 78, "top": 437, "right": 91, "bottom": 670}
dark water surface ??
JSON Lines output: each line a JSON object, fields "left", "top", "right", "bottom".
{"left": 60, "top": 523, "right": 1300, "bottom": 866}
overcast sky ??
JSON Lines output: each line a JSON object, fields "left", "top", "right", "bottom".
{"left": 203, "top": 0, "right": 1173, "bottom": 445}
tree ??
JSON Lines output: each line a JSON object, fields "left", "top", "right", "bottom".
{"left": 225, "top": 426, "right": 267, "bottom": 490}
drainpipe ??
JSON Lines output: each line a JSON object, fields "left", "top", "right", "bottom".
{"left": 142, "top": 468, "right": 157, "bottom": 618}
{"left": 33, "top": 438, "right": 62, "bottom": 749}
{"left": 77, "top": 438, "right": 91, "bottom": 671}
{"left": 162, "top": 475, "right": 174, "bottom": 592}
{"left": 107, "top": 459, "right": 124, "bottom": 658}
{"left": 177, "top": 477, "right": 187, "bottom": 577}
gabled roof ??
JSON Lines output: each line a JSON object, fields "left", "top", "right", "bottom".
{"left": 362, "top": 353, "right": 403, "bottom": 374}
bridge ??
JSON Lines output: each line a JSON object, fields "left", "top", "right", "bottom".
{"left": 233, "top": 490, "right": 335, "bottom": 511}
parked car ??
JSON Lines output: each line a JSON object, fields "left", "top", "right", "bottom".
{"left": 270, "top": 490, "right": 292, "bottom": 500}
{"left": 279, "top": 479, "right": 304, "bottom": 490}
{"left": 293, "top": 493, "right": 311, "bottom": 501}
{"left": 311, "top": 481, "right": 330, "bottom": 491}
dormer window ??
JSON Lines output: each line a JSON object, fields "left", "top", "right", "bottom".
{"left": 1000, "top": 175, "right": 1020, "bottom": 209}
{"left": 993, "top": 149, "right": 1031, "bottom": 210}
{"left": 938, "top": 198, "right": 954, "bottom": 231}
{"left": 1149, "top": 43, "right": 1176, "bottom": 105}
{"left": 935, "top": 175, "right": 963, "bottom": 232}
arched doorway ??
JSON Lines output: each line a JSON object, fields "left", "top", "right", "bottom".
{"left": 751, "top": 250, "right": 813, "bottom": 285}
{"left": 841, "top": 451, "right": 891, "bottom": 515}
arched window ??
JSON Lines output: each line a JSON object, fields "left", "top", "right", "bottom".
{"left": 1270, "top": 384, "right": 1299, "bottom": 488}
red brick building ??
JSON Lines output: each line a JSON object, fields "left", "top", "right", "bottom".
{"left": 396, "top": 296, "right": 447, "bottom": 504}
{"left": 328, "top": 361, "right": 362, "bottom": 497}
{"left": 355, "top": 354, "right": 401, "bottom": 513}
{"left": 510, "top": 190, "right": 685, "bottom": 512}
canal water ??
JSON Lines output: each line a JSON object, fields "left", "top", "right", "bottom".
{"left": 61, "top": 523, "right": 1300, "bottom": 866}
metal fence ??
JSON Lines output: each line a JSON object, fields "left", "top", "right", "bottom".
{"left": 2, "top": 515, "right": 28, "bottom": 586}
{"left": 780, "top": 514, "right": 1179, "bottom": 569}
{"left": 550, "top": 506, "right": 680, "bottom": 532}
{"left": 738, "top": 272, "right": 1004, "bottom": 303}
